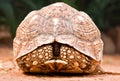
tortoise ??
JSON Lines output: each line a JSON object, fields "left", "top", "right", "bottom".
{"left": 13, "top": 2, "right": 103, "bottom": 74}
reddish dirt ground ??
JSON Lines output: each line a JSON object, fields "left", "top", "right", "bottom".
{"left": 0, "top": 40, "right": 120, "bottom": 81}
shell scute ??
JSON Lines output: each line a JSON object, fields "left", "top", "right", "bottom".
{"left": 13, "top": 2, "right": 103, "bottom": 61}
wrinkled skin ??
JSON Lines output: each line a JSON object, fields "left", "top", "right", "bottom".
{"left": 16, "top": 42, "right": 100, "bottom": 73}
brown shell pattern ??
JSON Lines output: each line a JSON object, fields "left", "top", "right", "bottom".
{"left": 13, "top": 2, "right": 103, "bottom": 61}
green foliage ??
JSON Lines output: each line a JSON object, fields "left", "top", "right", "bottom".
{"left": 85, "top": 0, "right": 112, "bottom": 30}
{"left": 104, "top": 0, "right": 120, "bottom": 27}
{"left": 0, "top": 0, "right": 119, "bottom": 37}
{"left": 0, "top": 0, "right": 16, "bottom": 37}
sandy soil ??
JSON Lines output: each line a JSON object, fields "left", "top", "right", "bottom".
{"left": 0, "top": 42, "right": 120, "bottom": 81}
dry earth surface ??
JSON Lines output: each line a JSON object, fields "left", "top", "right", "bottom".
{"left": 0, "top": 40, "right": 120, "bottom": 81}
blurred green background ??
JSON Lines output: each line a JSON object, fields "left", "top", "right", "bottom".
{"left": 0, "top": 0, "right": 119, "bottom": 37}
{"left": 0, "top": 0, "right": 120, "bottom": 53}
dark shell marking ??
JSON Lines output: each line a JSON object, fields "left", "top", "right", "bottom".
{"left": 16, "top": 43, "right": 99, "bottom": 73}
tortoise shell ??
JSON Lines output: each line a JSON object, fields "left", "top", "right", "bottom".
{"left": 13, "top": 2, "right": 103, "bottom": 73}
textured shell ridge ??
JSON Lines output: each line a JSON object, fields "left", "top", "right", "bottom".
{"left": 13, "top": 2, "right": 103, "bottom": 61}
